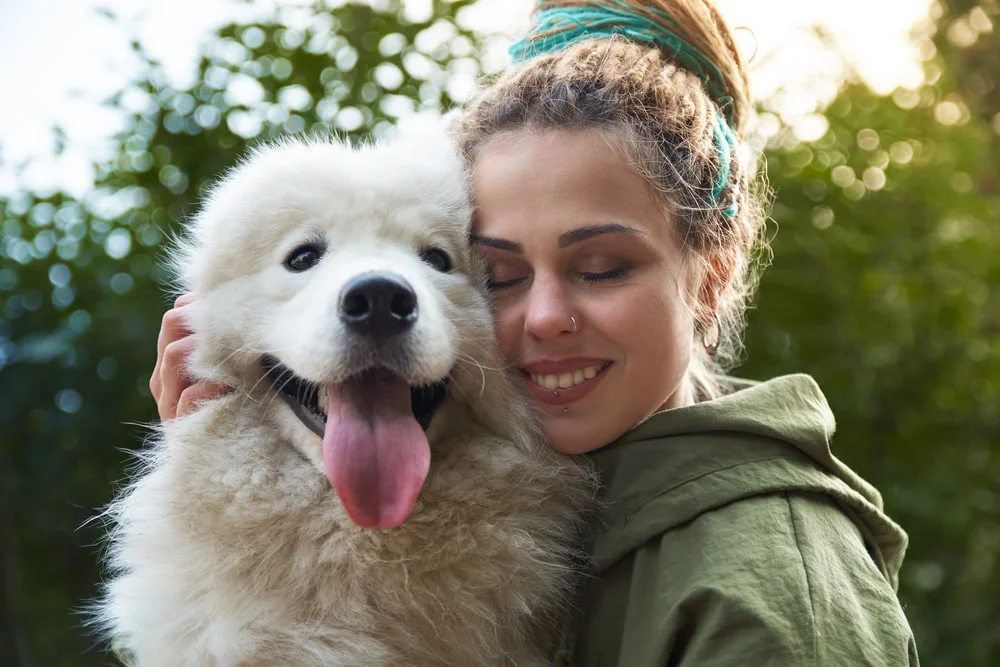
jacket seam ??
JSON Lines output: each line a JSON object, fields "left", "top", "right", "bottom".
{"left": 620, "top": 454, "right": 795, "bottom": 524}
{"left": 785, "top": 492, "right": 821, "bottom": 666}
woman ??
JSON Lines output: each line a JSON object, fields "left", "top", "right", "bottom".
{"left": 151, "top": 0, "right": 919, "bottom": 664}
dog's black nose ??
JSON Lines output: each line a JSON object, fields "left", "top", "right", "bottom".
{"left": 339, "top": 273, "right": 418, "bottom": 338}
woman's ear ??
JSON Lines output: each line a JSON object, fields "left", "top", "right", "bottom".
{"left": 698, "top": 253, "right": 735, "bottom": 317}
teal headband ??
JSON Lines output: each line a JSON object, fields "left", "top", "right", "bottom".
{"left": 509, "top": 0, "right": 731, "bottom": 114}
{"left": 509, "top": 1, "right": 739, "bottom": 218}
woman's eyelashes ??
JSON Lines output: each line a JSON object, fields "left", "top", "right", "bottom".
{"left": 486, "top": 272, "right": 528, "bottom": 290}
{"left": 575, "top": 254, "right": 634, "bottom": 283}
{"left": 484, "top": 259, "right": 633, "bottom": 290}
{"left": 481, "top": 256, "right": 528, "bottom": 290}
{"left": 579, "top": 264, "right": 631, "bottom": 283}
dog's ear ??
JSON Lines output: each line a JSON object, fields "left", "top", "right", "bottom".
{"left": 387, "top": 112, "right": 456, "bottom": 154}
{"left": 440, "top": 108, "right": 464, "bottom": 140}
{"left": 379, "top": 113, "right": 467, "bottom": 189}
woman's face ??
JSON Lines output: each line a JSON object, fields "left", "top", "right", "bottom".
{"left": 471, "top": 128, "right": 699, "bottom": 455}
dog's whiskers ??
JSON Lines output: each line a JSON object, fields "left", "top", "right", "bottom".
{"left": 455, "top": 353, "right": 489, "bottom": 398}
{"left": 189, "top": 343, "right": 268, "bottom": 415}
{"left": 454, "top": 349, "right": 507, "bottom": 374}
{"left": 260, "top": 368, "right": 299, "bottom": 416}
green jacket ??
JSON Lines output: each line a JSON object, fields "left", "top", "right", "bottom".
{"left": 562, "top": 374, "right": 918, "bottom": 667}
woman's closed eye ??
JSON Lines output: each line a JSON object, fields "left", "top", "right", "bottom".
{"left": 485, "top": 260, "right": 634, "bottom": 289}
{"left": 485, "top": 261, "right": 529, "bottom": 290}
{"left": 576, "top": 257, "right": 633, "bottom": 283}
{"left": 579, "top": 266, "right": 630, "bottom": 282}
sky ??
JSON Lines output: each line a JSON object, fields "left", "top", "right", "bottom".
{"left": 0, "top": 0, "right": 934, "bottom": 196}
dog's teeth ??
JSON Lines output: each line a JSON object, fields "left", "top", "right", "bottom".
{"left": 317, "top": 386, "right": 328, "bottom": 415}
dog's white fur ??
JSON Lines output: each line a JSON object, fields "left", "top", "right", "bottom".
{"left": 95, "top": 122, "right": 595, "bottom": 666}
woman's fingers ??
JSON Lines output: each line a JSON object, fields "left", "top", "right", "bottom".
{"left": 174, "top": 293, "right": 196, "bottom": 308}
{"left": 176, "top": 381, "right": 233, "bottom": 419}
{"left": 156, "top": 336, "right": 198, "bottom": 421}
{"left": 151, "top": 300, "right": 194, "bottom": 403}
{"left": 150, "top": 292, "right": 232, "bottom": 421}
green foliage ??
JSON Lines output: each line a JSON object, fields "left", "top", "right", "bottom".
{"left": 743, "top": 3, "right": 1000, "bottom": 660}
{"left": 1, "top": 1, "right": 997, "bottom": 665}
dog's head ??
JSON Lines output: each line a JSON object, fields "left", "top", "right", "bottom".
{"left": 174, "top": 120, "right": 499, "bottom": 528}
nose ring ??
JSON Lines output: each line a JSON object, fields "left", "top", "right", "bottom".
{"left": 569, "top": 315, "right": 578, "bottom": 334}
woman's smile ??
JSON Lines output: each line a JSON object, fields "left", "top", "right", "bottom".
{"left": 520, "top": 359, "right": 615, "bottom": 405}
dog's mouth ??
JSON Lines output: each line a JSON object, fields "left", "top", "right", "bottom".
{"left": 262, "top": 355, "right": 447, "bottom": 529}
{"left": 261, "top": 356, "right": 446, "bottom": 437}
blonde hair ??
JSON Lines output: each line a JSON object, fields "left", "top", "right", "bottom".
{"left": 458, "top": 0, "right": 770, "bottom": 400}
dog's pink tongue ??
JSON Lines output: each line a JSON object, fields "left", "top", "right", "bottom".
{"left": 323, "top": 371, "right": 429, "bottom": 528}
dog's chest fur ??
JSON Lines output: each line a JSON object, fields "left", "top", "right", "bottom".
{"left": 103, "top": 393, "right": 589, "bottom": 666}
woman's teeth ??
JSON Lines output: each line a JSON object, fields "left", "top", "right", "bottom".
{"left": 531, "top": 364, "right": 600, "bottom": 390}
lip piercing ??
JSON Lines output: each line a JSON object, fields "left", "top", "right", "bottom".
{"left": 562, "top": 407, "right": 568, "bottom": 413}
{"left": 552, "top": 390, "right": 560, "bottom": 397}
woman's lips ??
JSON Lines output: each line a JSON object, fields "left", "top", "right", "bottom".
{"left": 519, "top": 360, "right": 613, "bottom": 406}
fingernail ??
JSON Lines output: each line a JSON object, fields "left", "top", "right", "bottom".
{"left": 175, "top": 293, "right": 196, "bottom": 308}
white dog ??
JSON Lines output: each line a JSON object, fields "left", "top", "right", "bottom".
{"left": 95, "top": 122, "right": 594, "bottom": 666}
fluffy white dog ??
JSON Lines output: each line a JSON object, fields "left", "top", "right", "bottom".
{"left": 95, "top": 122, "right": 594, "bottom": 666}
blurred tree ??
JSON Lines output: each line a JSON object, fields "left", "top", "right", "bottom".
{"left": 742, "top": 1, "right": 1000, "bottom": 663}
{"left": 0, "top": 0, "right": 997, "bottom": 665}
{"left": 933, "top": 0, "right": 999, "bottom": 129}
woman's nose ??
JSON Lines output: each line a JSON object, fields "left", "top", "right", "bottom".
{"left": 523, "top": 276, "right": 576, "bottom": 341}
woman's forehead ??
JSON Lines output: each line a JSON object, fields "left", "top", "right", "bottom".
{"left": 471, "top": 128, "right": 674, "bottom": 244}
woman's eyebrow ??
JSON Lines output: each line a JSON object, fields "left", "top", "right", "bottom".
{"left": 558, "top": 223, "right": 645, "bottom": 247}
{"left": 470, "top": 223, "right": 644, "bottom": 253}
{"left": 470, "top": 235, "right": 523, "bottom": 253}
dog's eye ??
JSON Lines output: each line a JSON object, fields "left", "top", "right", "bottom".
{"left": 284, "top": 244, "right": 324, "bottom": 272}
{"left": 420, "top": 247, "right": 452, "bottom": 273}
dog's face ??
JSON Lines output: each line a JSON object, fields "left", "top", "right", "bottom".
{"left": 177, "top": 124, "right": 496, "bottom": 528}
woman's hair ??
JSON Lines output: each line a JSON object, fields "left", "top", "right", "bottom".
{"left": 458, "top": 0, "right": 770, "bottom": 400}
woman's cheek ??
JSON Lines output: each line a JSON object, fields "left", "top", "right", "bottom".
{"left": 489, "top": 300, "right": 521, "bottom": 359}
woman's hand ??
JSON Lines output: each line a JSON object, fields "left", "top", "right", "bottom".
{"left": 149, "top": 293, "right": 231, "bottom": 420}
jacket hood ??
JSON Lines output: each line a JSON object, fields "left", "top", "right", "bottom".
{"left": 586, "top": 374, "right": 909, "bottom": 589}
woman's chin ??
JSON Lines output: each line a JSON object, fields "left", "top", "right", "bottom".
{"left": 541, "top": 420, "right": 606, "bottom": 456}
